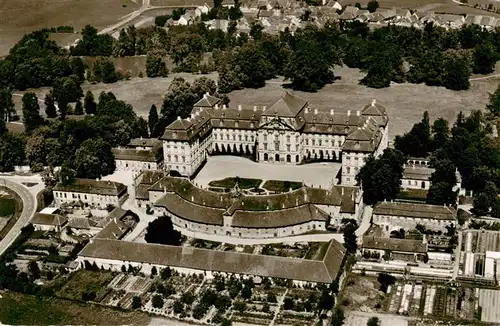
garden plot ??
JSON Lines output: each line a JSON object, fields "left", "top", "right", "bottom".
{"left": 108, "top": 274, "right": 153, "bottom": 293}
{"left": 341, "top": 275, "right": 388, "bottom": 311}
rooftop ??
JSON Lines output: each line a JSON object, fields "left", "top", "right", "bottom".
{"left": 373, "top": 202, "right": 456, "bottom": 221}
{"left": 403, "top": 164, "right": 434, "bottom": 181}
{"left": 31, "top": 213, "right": 68, "bottom": 226}
{"left": 362, "top": 236, "right": 428, "bottom": 253}
{"left": 79, "top": 238, "right": 346, "bottom": 283}
{"left": 111, "top": 147, "right": 161, "bottom": 163}
{"left": 53, "top": 179, "right": 127, "bottom": 196}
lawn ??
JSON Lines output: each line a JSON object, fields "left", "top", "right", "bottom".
{"left": 262, "top": 180, "right": 303, "bottom": 193}
{"left": 0, "top": 292, "right": 150, "bottom": 325}
{"left": 56, "top": 269, "right": 116, "bottom": 302}
{"left": 0, "top": 0, "right": 140, "bottom": 56}
{"left": 208, "top": 177, "right": 262, "bottom": 189}
{"left": 0, "top": 196, "right": 16, "bottom": 217}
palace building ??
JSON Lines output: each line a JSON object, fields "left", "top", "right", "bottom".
{"left": 161, "top": 92, "right": 389, "bottom": 185}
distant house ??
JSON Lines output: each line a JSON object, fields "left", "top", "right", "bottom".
{"left": 339, "top": 6, "right": 359, "bottom": 21}
{"left": 177, "top": 10, "right": 196, "bottom": 26}
{"left": 53, "top": 179, "right": 128, "bottom": 209}
{"left": 323, "top": 0, "right": 342, "bottom": 11}
{"left": 435, "top": 14, "right": 465, "bottom": 29}
{"left": 401, "top": 163, "right": 434, "bottom": 190}
{"left": 31, "top": 213, "right": 68, "bottom": 232}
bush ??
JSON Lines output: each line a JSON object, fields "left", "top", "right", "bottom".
{"left": 152, "top": 294, "right": 164, "bottom": 308}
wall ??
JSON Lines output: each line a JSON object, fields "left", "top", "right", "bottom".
{"left": 373, "top": 214, "right": 452, "bottom": 233}
{"left": 53, "top": 191, "right": 123, "bottom": 209}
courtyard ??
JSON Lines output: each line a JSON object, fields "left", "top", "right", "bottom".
{"left": 194, "top": 156, "right": 341, "bottom": 190}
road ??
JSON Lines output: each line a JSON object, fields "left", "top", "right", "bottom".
{"left": 98, "top": 0, "right": 151, "bottom": 35}
{"left": 0, "top": 178, "right": 41, "bottom": 256}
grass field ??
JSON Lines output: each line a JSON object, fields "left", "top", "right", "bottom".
{"left": 0, "top": 292, "right": 151, "bottom": 325}
{"left": 0, "top": 196, "right": 16, "bottom": 217}
{"left": 262, "top": 180, "right": 303, "bottom": 192}
{"left": 0, "top": 0, "right": 140, "bottom": 56}
{"left": 55, "top": 270, "right": 116, "bottom": 302}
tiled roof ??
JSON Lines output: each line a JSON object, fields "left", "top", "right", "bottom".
{"left": 156, "top": 193, "right": 225, "bottom": 225}
{"left": 68, "top": 217, "right": 96, "bottom": 229}
{"left": 95, "top": 218, "right": 131, "bottom": 240}
{"left": 266, "top": 92, "right": 308, "bottom": 117}
{"left": 342, "top": 117, "right": 383, "bottom": 152}
{"left": 31, "top": 213, "right": 68, "bottom": 226}
{"left": 79, "top": 238, "right": 346, "bottom": 283}
{"left": 128, "top": 138, "right": 161, "bottom": 148}
{"left": 403, "top": 165, "right": 434, "bottom": 181}
{"left": 112, "top": 148, "right": 161, "bottom": 163}
{"left": 194, "top": 94, "right": 221, "bottom": 108}
{"left": 362, "top": 236, "right": 427, "bottom": 253}
{"left": 373, "top": 202, "right": 456, "bottom": 220}
{"left": 53, "top": 179, "right": 127, "bottom": 196}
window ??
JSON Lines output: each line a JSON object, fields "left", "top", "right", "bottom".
{"left": 287, "top": 144, "right": 291, "bottom": 151}
{"left": 174, "top": 155, "right": 178, "bottom": 162}
{"left": 214, "top": 134, "right": 218, "bottom": 140}
{"left": 275, "top": 142, "right": 279, "bottom": 151}
{"left": 318, "top": 139, "right": 322, "bottom": 146}
{"left": 232, "top": 134, "right": 235, "bottom": 141}
{"left": 286, "top": 135, "right": 291, "bottom": 142}
{"left": 312, "top": 139, "right": 315, "bottom": 146}
{"left": 251, "top": 136, "right": 254, "bottom": 142}
{"left": 346, "top": 167, "right": 351, "bottom": 174}
{"left": 238, "top": 135, "right": 242, "bottom": 141}
{"left": 305, "top": 139, "right": 309, "bottom": 145}
{"left": 264, "top": 143, "right": 268, "bottom": 150}
{"left": 264, "top": 134, "right": 268, "bottom": 141}
{"left": 182, "top": 156, "right": 185, "bottom": 163}
{"left": 226, "top": 134, "right": 229, "bottom": 140}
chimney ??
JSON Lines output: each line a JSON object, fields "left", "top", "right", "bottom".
{"left": 177, "top": 116, "right": 181, "bottom": 120}
{"left": 204, "top": 92, "right": 209, "bottom": 98}
{"left": 330, "top": 109, "right": 334, "bottom": 115}
{"left": 263, "top": 106, "right": 267, "bottom": 111}
{"left": 187, "top": 117, "right": 191, "bottom": 122}
{"left": 253, "top": 106, "right": 257, "bottom": 112}
{"left": 403, "top": 163, "right": 406, "bottom": 168}
{"left": 238, "top": 105, "right": 242, "bottom": 111}
{"left": 357, "top": 110, "right": 360, "bottom": 116}
{"left": 305, "top": 107, "right": 309, "bottom": 114}
{"left": 341, "top": 187, "right": 344, "bottom": 196}
{"left": 304, "top": 192, "right": 308, "bottom": 202}
{"left": 351, "top": 191, "right": 354, "bottom": 201}
{"left": 314, "top": 108, "right": 318, "bottom": 115}
{"left": 191, "top": 196, "right": 194, "bottom": 201}
{"left": 347, "top": 110, "right": 351, "bottom": 116}
{"left": 223, "top": 104, "right": 227, "bottom": 110}
{"left": 163, "top": 186, "right": 166, "bottom": 193}
{"left": 372, "top": 99, "right": 376, "bottom": 106}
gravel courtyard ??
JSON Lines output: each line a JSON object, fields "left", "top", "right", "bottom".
{"left": 194, "top": 156, "right": 341, "bottom": 189}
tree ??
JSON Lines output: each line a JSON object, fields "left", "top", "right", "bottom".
{"left": 74, "top": 137, "right": 115, "bottom": 179}
{"left": 250, "top": 22, "right": 264, "bottom": 40}
{"left": 0, "top": 133, "right": 25, "bottom": 172}
{"left": 0, "top": 120, "right": 6, "bottom": 137}
{"left": 283, "top": 297, "right": 294, "bottom": 310}
{"left": 357, "top": 148, "right": 405, "bottom": 205}
{"left": 318, "top": 290, "right": 334, "bottom": 311}
{"left": 21, "top": 92, "right": 43, "bottom": 132}
{"left": 148, "top": 104, "right": 159, "bottom": 136}
{"left": 473, "top": 43, "right": 497, "bottom": 75}
{"left": 53, "top": 76, "right": 83, "bottom": 119}
{"left": 191, "top": 77, "right": 217, "bottom": 99}
{"left": 394, "top": 111, "right": 431, "bottom": 157}
{"left": 442, "top": 52, "right": 471, "bottom": 91}
{"left": 161, "top": 77, "right": 197, "bottom": 127}
{"left": 93, "top": 58, "right": 119, "bottom": 83}
{"left": 432, "top": 118, "right": 449, "bottom": 150}
{"left": 342, "top": 219, "right": 358, "bottom": 253}
{"left": 331, "top": 307, "right": 345, "bottom": 326}
{"left": 0, "top": 86, "right": 15, "bottom": 121}
{"left": 367, "top": 0, "right": 379, "bottom": 12}
{"left": 74, "top": 99, "right": 84, "bottom": 115}
{"left": 377, "top": 273, "right": 396, "bottom": 292}
{"left": 28, "top": 260, "right": 40, "bottom": 280}
{"left": 267, "top": 292, "right": 277, "bottom": 303}
{"left": 367, "top": 316, "right": 380, "bottom": 326}
{"left": 487, "top": 83, "right": 500, "bottom": 117}
{"left": 241, "top": 285, "right": 252, "bottom": 299}
{"left": 160, "top": 266, "right": 172, "bottom": 280}
{"left": 44, "top": 91, "right": 57, "bottom": 118}
{"left": 145, "top": 215, "right": 182, "bottom": 245}
{"left": 83, "top": 91, "right": 97, "bottom": 115}
{"left": 151, "top": 266, "right": 157, "bottom": 276}
{"left": 132, "top": 296, "right": 142, "bottom": 309}
{"left": 146, "top": 53, "right": 168, "bottom": 77}
{"left": 152, "top": 294, "right": 164, "bottom": 308}
{"left": 173, "top": 300, "right": 184, "bottom": 314}
{"left": 70, "top": 57, "right": 86, "bottom": 81}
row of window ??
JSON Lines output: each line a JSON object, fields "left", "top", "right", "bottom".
{"left": 214, "top": 133, "right": 255, "bottom": 142}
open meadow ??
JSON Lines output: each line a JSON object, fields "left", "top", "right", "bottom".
{"left": 0, "top": 0, "right": 140, "bottom": 56}
{"left": 14, "top": 65, "right": 500, "bottom": 139}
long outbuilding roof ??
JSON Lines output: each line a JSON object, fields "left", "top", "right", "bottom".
{"left": 78, "top": 238, "right": 346, "bottom": 283}
{"left": 373, "top": 202, "right": 456, "bottom": 221}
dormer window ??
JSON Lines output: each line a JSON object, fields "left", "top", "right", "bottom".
{"left": 220, "top": 119, "right": 224, "bottom": 126}
{"left": 250, "top": 122, "right": 254, "bottom": 128}
{"left": 235, "top": 121, "right": 239, "bottom": 128}
{"left": 172, "top": 132, "right": 177, "bottom": 139}
{"left": 354, "top": 141, "right": 361, "bottom": 149}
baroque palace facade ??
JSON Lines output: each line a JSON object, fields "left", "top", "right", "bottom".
{"left": 161, "top": 92, "right": 389, "bottom": 185}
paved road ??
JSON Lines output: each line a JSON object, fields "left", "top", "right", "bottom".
{"left": 0, "top": 178, "right": 39, "bottom": 256}
{"left": 98, "top": 0, "right": 151, "bottom": 35}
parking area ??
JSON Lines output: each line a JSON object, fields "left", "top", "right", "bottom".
{"left": 194, "top": 156, "right": 341, "bottom": 189}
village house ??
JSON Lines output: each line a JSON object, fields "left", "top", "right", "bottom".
{"left": 372, "top": 201, "right": 456, "bottom": 233}
{"left": 53, "top": 179, "right": 128, "bottom": 209}
{"left": 31, "top": 212, "right": 68, "bottom": 232}
{"left": 76, "top": 238, "right": 347, "bottom": 285}
{"left": 195, "top": 3, "right": 211, "bottom": 17}
{"left": 144, "top": 176, "right": 363, "bottom": 238}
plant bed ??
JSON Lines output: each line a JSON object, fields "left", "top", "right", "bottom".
{"left": 208, "top": 177, "right": 262, "bottom": 190}
{"left": 262, "top": 180, "right": 303, "bottom": 193}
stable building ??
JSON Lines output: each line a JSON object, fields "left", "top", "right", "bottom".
{"left": 53, "top": 179, "right": 128, "bottom": 209}
{"left": 362, "top": 236, "right": 428, "bottom": 262}
{"left": 146, "top": 176, "right": 362, "bottom": 239}
{"left": 161, "top": 93, "right": 389, "bottom": 185}
{"left": 77, "top": 238, "right": 346, "bottom": 285}
{"left": 31, "top": 212, "right": 68, "bottom": 232}
{"left": 372, "top": 201, "right": 456, "bottom": 233}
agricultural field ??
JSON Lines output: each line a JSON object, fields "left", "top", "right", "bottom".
{"left": 0, "top": 292, "right": 151, "bottom": 325}
{"left": 0, "top": 0, "right": 140, "bottom": 56}
{"left": 341, "top": 275, "right": 478, "bottom": 322}
{"left": 55, "top": 270, "right": 116, "bottom": 302}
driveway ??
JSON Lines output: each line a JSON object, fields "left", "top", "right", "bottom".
{"left": 194, "top": 156, "right": 341, "bottom": 189}
{"left": 0, "top": 177, "right": 43, "bottom": 256}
